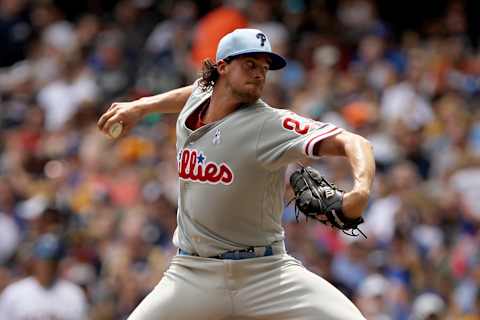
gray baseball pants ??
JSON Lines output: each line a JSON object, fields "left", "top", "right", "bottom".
{"left": 127, "top": 253, "right": 365, "bottom": 320}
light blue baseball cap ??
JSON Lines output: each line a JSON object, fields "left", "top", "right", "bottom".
{"left": 216, "top": 28, "right": 287, "bottom": 70}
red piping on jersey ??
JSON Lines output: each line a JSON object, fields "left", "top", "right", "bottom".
{"left": 304, "top": 126, "right": 339, "bottom": 156}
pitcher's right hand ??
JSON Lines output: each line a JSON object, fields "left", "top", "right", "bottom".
{"left": 97, "top": 101, "right": 143, "bottom": 138}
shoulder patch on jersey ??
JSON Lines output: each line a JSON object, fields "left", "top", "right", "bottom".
{"left": 178, "top": 148, "right": 234, "bottom": 185}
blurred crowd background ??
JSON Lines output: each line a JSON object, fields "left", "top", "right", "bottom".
{"left": 1, "top": 0, "right": 480, "bottom": 319}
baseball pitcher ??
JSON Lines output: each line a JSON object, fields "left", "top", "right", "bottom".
{"left": 98, "top": 28, "right": 375, "bottom": 320}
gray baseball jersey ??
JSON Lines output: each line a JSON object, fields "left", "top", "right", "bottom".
{"left": 172, "top": 82, "right": 343, "bottom": 257}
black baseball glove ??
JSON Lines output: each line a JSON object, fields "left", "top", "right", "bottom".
{"left": 289, "top": 166, "right": 366, "bottom": 238}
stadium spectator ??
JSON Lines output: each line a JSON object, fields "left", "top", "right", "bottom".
{"left": 0, "top": 233, "right": 88, "bottom": 319}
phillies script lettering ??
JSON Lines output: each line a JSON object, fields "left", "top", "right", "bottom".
{"left": 178, "top": 149, "right": 234, "bottom": 185}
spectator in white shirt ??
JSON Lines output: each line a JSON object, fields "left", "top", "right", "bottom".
{"left": 0, "top": 233, "right": 88, "bottom": 320}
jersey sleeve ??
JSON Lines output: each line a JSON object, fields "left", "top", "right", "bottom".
{"left": 256, "top": 109, "right": 343, "bottom": 170}
{"left": 180, "top": 79, "right": 210, "bottom": 114}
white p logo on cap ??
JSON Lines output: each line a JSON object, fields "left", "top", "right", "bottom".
{"left": 215, "top": 28, "right": 287, "bottom": 70}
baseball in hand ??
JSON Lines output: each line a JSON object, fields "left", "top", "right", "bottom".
{"left": 108, "top": 122, "right": 123, "bottom": 138}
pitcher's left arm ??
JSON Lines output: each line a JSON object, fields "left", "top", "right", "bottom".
{"left": 313, "top": 131, "right": 375, "bottom": 219}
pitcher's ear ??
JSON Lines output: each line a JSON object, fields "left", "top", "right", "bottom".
{"left": 216, "top": 60, "right": 228, "bottom": 74}
{"left": 217, "top": 57, "right": 234, "bottom": 74}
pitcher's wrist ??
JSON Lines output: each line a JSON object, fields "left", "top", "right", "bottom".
{"left": 342, "top": 190, "right": 369, "bottom": 219}
{"left": 133, "top": 99, "right": 151, "bottom": 118}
